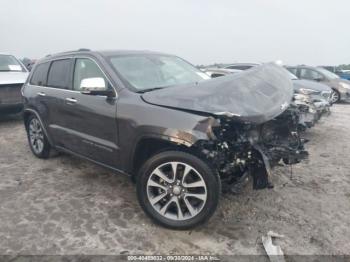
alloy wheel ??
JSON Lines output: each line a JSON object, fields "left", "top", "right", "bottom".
{"left": 146, "top": 161, "right": 207, "bottom": 221}
{"left": 330, "top": 90, "right": 339, "bottom": 103}
{"left": 28, "top": 118, "right": 45, "bottom": 154}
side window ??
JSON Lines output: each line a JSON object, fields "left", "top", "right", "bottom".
{"left": 287, "top": 67, "right": 298, "bottom": 75}
{"left": 30, "top": 62, "right": 50, "bottom": 86}
{"left": 47, "top": 59, "right": 72, "bottom": 89}
{"left": 73, "top": 58, "right": 108, "bottom": 91}
{"left": 211, "top": 73, "right": 224, "bottom": 78}
{"left": 300, "top": 69, "right": 323, "bottom": 80}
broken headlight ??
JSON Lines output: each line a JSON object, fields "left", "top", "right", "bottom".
{"left": 294, "top": 93, "right": 311, "bottom": 103}
{"left": 297, "top": 88, "right": 320, "bottom": 95}
{"left": 340, "top": 82, "right": 350, "bottom": 89}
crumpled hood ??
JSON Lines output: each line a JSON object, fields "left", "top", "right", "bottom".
{"left": 293, "top": 79, "right": 332, "bottom": 92}
{"left": 142, "top": 63, "right": 294, "bottom": 124}
{"left": 0, "top": 72, "right": 29, "bottom": 85}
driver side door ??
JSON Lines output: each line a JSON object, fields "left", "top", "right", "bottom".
{"left": 60, "top": 57, "right": 119, "bottom": 167}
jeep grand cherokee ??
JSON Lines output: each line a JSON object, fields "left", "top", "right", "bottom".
{"left": 22, "top": 50, "right": 307, "bottom": 229}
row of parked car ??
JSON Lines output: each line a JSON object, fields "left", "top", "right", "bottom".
{"left": 0, "top": 50, "right": 347, "bottom": 229}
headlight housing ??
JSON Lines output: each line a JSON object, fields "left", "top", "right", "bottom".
{"left": 297, "top": 88, "right": 320, "bottom": 95}
{"left": 340, "top": 82, "right": 350, "bottom": 89}
{"left": 294, "top": 93, "right": 311, "bottom": 103}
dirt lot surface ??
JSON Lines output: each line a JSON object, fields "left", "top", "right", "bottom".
{"left": 0, "top": 104, "right": 349, "bottom": 257}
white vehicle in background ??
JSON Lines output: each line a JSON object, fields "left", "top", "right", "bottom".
{"left": 203, "top": 62, "right": 261, "bottom": 78}
{"left": 203, "top": 67, "right": 242, "bottom": 78}
{"left": 0, "top": 54, "right": 29, "bottom": 114}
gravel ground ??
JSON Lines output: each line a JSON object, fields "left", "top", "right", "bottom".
{"left": 0, "top": 104, "right": 349, "bottom": 256}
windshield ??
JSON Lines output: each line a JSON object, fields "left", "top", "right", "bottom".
{"left": 0, "top": 55, "right": 25, "bottom": 72}
{"left": 317, "top": 67, "right": 339, "bottom": 79}
{"left": 108, "top": 54, "right": 210, "bottom": 92}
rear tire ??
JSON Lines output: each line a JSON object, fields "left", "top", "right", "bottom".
{"left": 26, "top": 115, "right": 51, "bottom": 159}
{"left": 136, "top": 151, "right": 220, "bottom": 229}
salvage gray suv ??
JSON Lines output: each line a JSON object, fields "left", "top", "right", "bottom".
{"left": 22, "top": 50, "right": 307, "bottom": 229}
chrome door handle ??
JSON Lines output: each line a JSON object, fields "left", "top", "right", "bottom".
{"left": 65, "top": 98, "right": 77, "bottom": 104}
{"left": 37, "top": 92, "right": 46, "bottom": 97}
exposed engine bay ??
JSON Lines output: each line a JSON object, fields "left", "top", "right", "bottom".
{"left": 194, "top": 104, "right": 308, "bottom": 192}
{"left": 142, "top": 63, "right": 310, "bottom": 192}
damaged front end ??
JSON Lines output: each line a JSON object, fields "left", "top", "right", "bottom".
{"left": 142, "top": 63, "right": 309, "bottom": 192}
{"left": 194, "top": 106, "right": 308, "bottom": 192}
{"left": 293, "top": 92, "right": 331, "bottom": 130}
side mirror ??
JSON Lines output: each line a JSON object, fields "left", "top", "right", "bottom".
{"left": 80, "top": 77, "right": 114, "bottom": 97}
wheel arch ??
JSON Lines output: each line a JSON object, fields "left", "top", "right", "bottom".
{"left": 23, "top": 109, "right": 54, "bottom": 146}
{"left": 330, "top": 88, "right": 341, "bottom": 103}
{"left": 130, "top": 135, "right": 192, "bottom": 182}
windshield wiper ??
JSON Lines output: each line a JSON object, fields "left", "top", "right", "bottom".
{"left": 136, "top": 87, "right": 165, "bottom": 93}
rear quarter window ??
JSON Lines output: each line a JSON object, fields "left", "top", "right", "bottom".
{"left": 286, "top": 67, "right": 298, "bottom": 75}
{"left": 47, "top": 59, "right": 72, "bottom": 89}
{"left": 30, "top": 62, "right": 50, "bottom": 86}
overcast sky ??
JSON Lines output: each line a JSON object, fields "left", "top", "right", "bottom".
{"left": 1, "top": 0, "right": 349, "bottom": 65}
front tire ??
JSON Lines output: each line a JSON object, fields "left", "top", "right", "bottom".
{"left": 26, "top": 115, "right": 51, "bottom": 159}
{"left": 136, "top": 151, "right": 220, "bottom": 229}
{"left": 330, "top": 89, "right": 340, "bottom": 104}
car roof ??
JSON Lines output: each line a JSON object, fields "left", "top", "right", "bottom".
{"left": 38, "top": 49, "right": 173, "bottom": 63}
{"left": 97, "top": 50, "right": 171, "bottom": 57}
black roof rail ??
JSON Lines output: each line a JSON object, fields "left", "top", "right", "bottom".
{"left": 78, "top": 48, "right": 91, "bottom": 51}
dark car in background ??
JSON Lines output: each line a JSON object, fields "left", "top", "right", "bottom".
{"left": 337, "top": 70, "right": 350, "bottom": 81}
{"left": 0, "top": 54, "right": 29, "bottom": 114}
{"left": 22, "top": 49, "right": 307, "bottom": 229}
{"left": 319, "top": 66, "right": 350, "bottom": 80}
{"left": 21, "top": 58, "right": 37, "bottom": 72}
{"left": 286, "top": 65, "right": 350, "bottom": 103}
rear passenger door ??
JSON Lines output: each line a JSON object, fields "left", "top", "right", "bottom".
{"left": 43, "top": 58, "right": 75, "bottom": 143}
{"left": 28, "top": 59, "right": 73, "bottom": 141}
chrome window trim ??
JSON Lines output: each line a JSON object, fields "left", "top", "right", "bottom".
{"left": 72, "top": 56, "right": 117, "bottom": 94}
{"left": 28, "top": 56, "right": 118, "bottom": 97}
